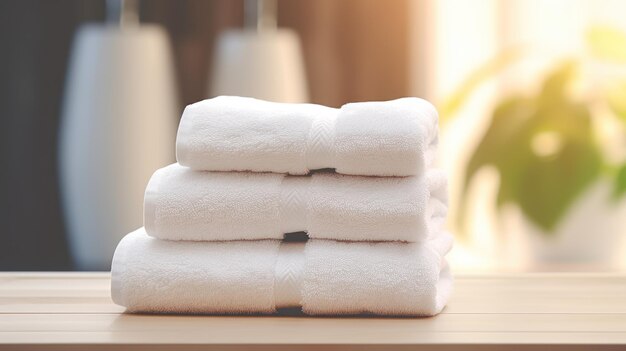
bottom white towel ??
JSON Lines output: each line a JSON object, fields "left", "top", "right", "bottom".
{"left": 111, "top": 228, "right": 453, "bottom": 316}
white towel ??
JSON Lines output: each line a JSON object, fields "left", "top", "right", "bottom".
{"left": 144, "top": 163, "right": 448, "bottom": 242}
{"left": 176, "top": 96, "right": 438, "bottom": 177}
{"left": 111, "top": 228, "right": 453, "bottom": 316}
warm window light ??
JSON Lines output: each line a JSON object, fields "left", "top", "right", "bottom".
{"left": 532, "top": 131, "right": 563, "bottom": 157}
{"left": 421, "top": 0, "right": 626, "bottom": 272}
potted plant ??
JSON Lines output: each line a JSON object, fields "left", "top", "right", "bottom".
{"left": 444, "top": 27, "right": 626, "bottom": 269}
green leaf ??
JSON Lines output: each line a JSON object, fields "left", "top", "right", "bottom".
{"left": 538, "top": 61, "right": 576, "bottom": 101}
{"left": 587, "top": 26, "right": 626, "bottom": 63}
{"left": 459, "top": 96, "right": 536, "bottom": 229}
{"left": 518, "top": 136, "right": 601, "bottom": 231}
{"left": 463, "top": 97, "right": 534, "bottom": 201}
{"left": 439, "top": 48, "right": 525, "bottom": 123}
{"left": 607, "top": 81, "right": 626, "bottom": 121}
{"left": 461, "top": 62, "right": 602, "bottom": 233}
{"left": 614, "top": 163, "right": 626, "bottom": 200}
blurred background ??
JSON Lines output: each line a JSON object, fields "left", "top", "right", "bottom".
{"left": 1, "top": 0, "right": 625, "bottom": 272}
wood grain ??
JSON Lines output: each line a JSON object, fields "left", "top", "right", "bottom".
{"left": 0, "top": 273, "right": 625, "bottom": 350}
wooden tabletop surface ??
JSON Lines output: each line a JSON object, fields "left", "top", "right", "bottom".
{"left": 0, "top": 272, "right": 625, "bottom": 350}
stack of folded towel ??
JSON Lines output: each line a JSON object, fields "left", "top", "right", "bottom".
{"left": 111, "top": 96, "right": 452, "bottom": 316}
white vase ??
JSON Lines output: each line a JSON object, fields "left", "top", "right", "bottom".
{"left": 501, "top": 179, "right": 626, "bottom": 271}
{"left": 59, "top": 24, "right": 177, "bottom": 270}
{"left": 210, "top": 29, "right": 308, "bottom": 103}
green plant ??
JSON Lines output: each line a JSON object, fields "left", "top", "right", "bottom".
{"left": 444, "top": 26, "right": 626, "bottom": 233}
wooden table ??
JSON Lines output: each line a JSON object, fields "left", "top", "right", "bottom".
{"left": 1, "top": 272, "right": 625, "bottom": 350}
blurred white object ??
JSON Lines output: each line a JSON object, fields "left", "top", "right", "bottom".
{"left": 60, "top": 0, "right": 176, "bottom": 270}
{"left": 210, "top": 0, "right": 308, "bottom": 103}
{"left": 509, "top": 180, "right": 626, "bottom": 271}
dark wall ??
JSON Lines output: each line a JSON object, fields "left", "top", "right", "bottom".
{"left": 0, "top": 0, "right": 410, "bottom": 270}
{"left": 0, "top": 1, "right": 94, "bottom": 270}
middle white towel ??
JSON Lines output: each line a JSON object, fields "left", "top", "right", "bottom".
{"left": 144, "top": 163, "right": 448, "bottom": 242}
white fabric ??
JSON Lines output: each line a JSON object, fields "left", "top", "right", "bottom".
{"left": 274, "top": 241, "right": 306, "bottom": 309}
{"left": 279, "top": 176, "right": 310, "bottom": 234}
{"left": 110, "top": 228, "right": 279, "bottom": 314}
{"left": 305, "top": 113, "right": 336, "bottom": 170}
{"left": 144, "top": 163, "right": 448, "bottom": 242}
{"left": 176, "top": 96, "right": 438, "bottom": 177}
{"left": 111, "top": 228, "right": 453, "bottom": 316}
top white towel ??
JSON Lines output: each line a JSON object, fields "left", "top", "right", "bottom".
{"left": 176, "top": 96, "right": 439, "bottom": 176}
